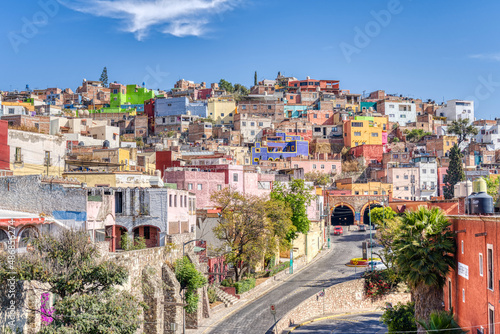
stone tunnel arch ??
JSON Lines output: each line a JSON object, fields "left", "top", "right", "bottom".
{"left": 331, "top": 204, "right": 355, "bottom": 226}
{"left": 361, "top": 202, "right": 383, "bottom": 225}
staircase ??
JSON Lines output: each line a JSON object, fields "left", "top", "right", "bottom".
{"left": 214, "top": 286, "right": 239, "bottom": 307}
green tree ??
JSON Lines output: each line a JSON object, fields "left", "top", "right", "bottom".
{"left": 443, "top": 144, "right": 465, "bottom": 199}
{"left": 211, "top": 188, "right": 293, "bottom": 281}
{"left": 483, "top": 175, "right": 500, "bottom": 204}
{"left": 405, "top": 129, "right": 431, "bottom": 143}
{"left": 175, "top": 257, "right": 207, "bottom": 313}
{"left": 418, "top": 310, "right": 468, "bottom": 334}
{"left": 254, "top": 71, "right": 258, "bottom": 86}
{"left": 0, "top": 229, "right": 142, "bottom": 334}
{"left": 393, "top": 207, "right": 455, "bottom": 332}
{"left": 447, "top": 118, "right": 478, "bottom": 145}
{"left": 381, "top": 302, "right": 417, "bottom": 333}
{"left": 100, "top": 67, "right": 108, "bottom": 87}
{"left": 369, "top": 206, "right": 397, "bottom": 226}
{"left": 304, "top": 171, "right": 331, "bottom": 186}
{"left": 39, "top": 289, "right": 142, "bottom": 334}
{"left": 271, "top": 179, "right": 315, "bottom": 240}
{"left": 218, "top": 79, "right": 234, "bottom": 93}
{"left": 233, "top": 83, "right": 249, "bottom": 96}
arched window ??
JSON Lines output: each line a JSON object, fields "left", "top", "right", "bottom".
{"left": 19, "top": 226, "right": 39, "bottom": 248}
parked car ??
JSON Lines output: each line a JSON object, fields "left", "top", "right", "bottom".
{"left": 357, "top": 224, "right": 366, "bottom": 232}
{"left": 365, "top": 260, "right": 387, "bottom": 271}
{"left": 333, "top": 226, "right": 343, "bottom": 235}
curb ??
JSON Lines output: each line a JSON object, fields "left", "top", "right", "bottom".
{"left": 198, "top": 242, "right": 336, "bottom": 333}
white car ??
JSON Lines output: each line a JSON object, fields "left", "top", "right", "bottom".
{"left": 365, "top": 260, "right": 387, "bottom": 271}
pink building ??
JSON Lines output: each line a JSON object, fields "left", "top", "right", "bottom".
{"left": 387, "top": 167, "right": 419, "bottom": 201}
{"left": 288, "top": 157, "right": 341, "bottom": 174}
{"left": 437, "top": 167, "right": 448, "bottom": 197}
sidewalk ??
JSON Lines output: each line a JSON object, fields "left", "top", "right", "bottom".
{"left": 190, "top": 241, "right": 336, "bottom": 334}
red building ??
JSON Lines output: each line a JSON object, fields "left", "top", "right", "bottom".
{"left": 0, "top": 120, "right": 10, "bottom": 171}
{"left": 350, "top": 145, "right": 384, "bottom": 164}
{"left": 445, "top": 215, "right": 500, "bottom": 334}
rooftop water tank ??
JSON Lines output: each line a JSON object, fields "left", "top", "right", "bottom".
{"left": 103, "top": 140, "right": 110, "bottom": 148}
{"left": 469, "top": 178, "right": 494, "bottom": 215}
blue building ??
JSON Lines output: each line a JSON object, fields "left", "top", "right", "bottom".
{"left": 251, "top": 132, "right": 309, "bottom": 165}
{"left": 284, "top": 105, "right": 309, "bottom": 118}
{"left": 155, "top": 97, "right": 207, "bottom": 118}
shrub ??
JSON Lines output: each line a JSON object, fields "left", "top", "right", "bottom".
{"left": 266, "top": 262, "right": 290, "bottom": 277}
{"left": 362, "top": 269, "right": 399, "bottom": 299}
{"left": 207, "top": 286, "right": 217, "bottom": 304}
{"left": 220, "top": 278, "right": 233, "bottom": 287}
{"left": 381, "top": 302, "right": 417, "bottom": 333}
{"left": 174, "top": 257, "right": 207, "bottom": 313}
{"left": 233, "top": 278, "right": 256, "bottom": 294}
{"left": 418, "top": 310, "right": 468, "bottom": 334}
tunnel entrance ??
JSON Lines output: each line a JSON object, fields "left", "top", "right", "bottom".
{"left": 331, "top": 205, "right": 355, "bottom": 226}
{"left": 362, "top": 203, "right": 383, "bottom": 226}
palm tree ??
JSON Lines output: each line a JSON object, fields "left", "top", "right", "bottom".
{"left": 393, "top": 207, "right": 456, "bottom": 333}
{"left": 447, "top": 118, "right": 478, "bottom": 145}
{"left": 418, "top": 310, "right": 468, "bottom": 334}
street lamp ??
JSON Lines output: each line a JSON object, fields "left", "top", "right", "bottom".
{"left": 182, "top": 239, "right": 203, "bottom": 334}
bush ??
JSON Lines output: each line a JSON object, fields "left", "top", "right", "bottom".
{"left": 418, "top": 310, "right": 468, "bottom": 334}
{"left": 266, "top": 262, "right": 290, "bottom": 277}
{"left": 233, "top": 278, "right": 256, "bottom": 294}
{"left": 207, "top": 286, "right": 217, "bottom": 304}
{"left": 381, "top": 302, "right": 417, "bottom": 333}
{"left": 220, "top": 278, "right": 233, "bottom": 287}
{"left": 174, "top": 257, "right": 207, "bottom": 313}
{"left": 362, "top": 269, "right": 399, "bottom": 299}
{"left": 120, "top": 234, "right": 147, "bottom": 251}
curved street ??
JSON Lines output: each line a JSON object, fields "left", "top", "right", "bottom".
{"left": 207, "top": 229, "right": 377, "bottom": 334}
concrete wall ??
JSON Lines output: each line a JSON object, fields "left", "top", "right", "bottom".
{"left": 275, "top": 279, "right": 410, "bottom": 334}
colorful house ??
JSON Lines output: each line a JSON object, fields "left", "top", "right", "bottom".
{"left": 99, "top": 84, "right": 156, "bottom": 113}
{"left": 344, "top": 116, "right": 388, "bottom": 147}
{"left": 251, "top": 132, "right": 309, "bottom": 165}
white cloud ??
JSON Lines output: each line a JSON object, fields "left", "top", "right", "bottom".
{"left": 58, "top": 0, "right": 239, "bottom": 40}
{"left": 469, "top": 53, "right": 500, "bottom": 62}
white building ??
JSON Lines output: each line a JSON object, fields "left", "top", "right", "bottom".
{"left": 482, "top": 124, "right": 500, "bottom": 150}
{"left": 387, "top": 166, "right": 419, "bottom": 201}
{"left": 384, "top": 101, "right": 416, "bottom": 126}
{"left": 436, "top": 99, "right": 474, "bottom": 123}
{"left": 234, "top": 113, "right": 273, "bottom": 144}
{"left": 412, "top": 155, "right": 438, "bottom": 200}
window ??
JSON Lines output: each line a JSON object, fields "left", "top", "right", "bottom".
{"left": 313, "top": 114, "right": 318, "bottom": 119}
{"left": 313, "top": 164, "right": 317, "bottom": 169}
{"left": 396, "top": 187, "right": 400, "bottom": 190}
{"left": 326, "top": 114, "right": 330, "bottom": 118}
{"left": 404, "top": 175, "right": 409, "bottom": 180}
{"left": 242, "top": 121, "right": 246, "bottom": 126}
{"left": 184, "top": 196, "right": 187, "bottom": 207}
{"left": 250, "top": 130, "right": 255, "bottom": 136}
{"left": 489, "top": 304, "right": 495, "bottom": 334}
{"left": 144, "top": 226, "right": 150, "bottom": 239}
{"left": 354, "top": 132, "right": 361, "bottom": 136}
{"left": 382, "top": 190, "right": 386, "bottom": 195}
{"left": 462, "top": 289, "right": 465, "bottom": 303}
{"left": 364, "top": 191, "right": 369, "bottom": 195}
{"left": 400, "top": 114, "right": 406, "bottom": 118}
{"left": 242, "top": 105, "right": 246, "bottom": 110}
{"left": 221, "top": 113, "right": 225, "bottom": 117}
{"left": 15, "top": 147, "right": 22, "bottom": 162}
{"left": 488, "top": 245, "right": 494, "bottom": 290}
{"left": 267, "top": 105, "right": 272, "bottom": 110}
{"left": 352, "top": 122, "right": 363, "bottom": 127}
{"left": 332, "top": 164, "right": 336, "bottom": 170}
{"left": 389, "top": 104, "right": 395, "bottom": 108}
{"left": 431, "top": 169, "right": 435, "bottom": 174}
{"left": 169, "top": 194, "right": 172, "bottom": 207}
{"left": 355, "top": 191, "right": 359, "bottom": 195}
{"left": 217, "top": 184, "right": 222, "bottom": 190}
{"left": 294, "top": 164, "right": 298, "bottom": 168}
{"left": 422, "top": 169, "right": 427, "bottom": 174}
{"left": 389, "top": 114, "right": 395, "bottom": 118}
{"left": 480, "top": 253, "right": 484, "bottom": 277}
{"left": 229, "top": 113, "right": 233, "bottom": 116}
{"left": 253, "top": 105, "right": 257, "bottom": 110}
{"left": 188, "top": 183, "right": 193, "bottom": 190}
{"left": 258, "top": 122, "right": 263, "bottom": 127}
{"left": 371, "top": 133, "right": 378, "bottom": 137}
{"left": 396, "top": 175, "right": 400, "bottom": 179}
{"left": 233, "top": 173, "right": 238, "bottom": 182}
{"left": 174, "top": 195, "right": 177, "bottom": 207}
{"left": 320, "top": 164, "right": 324, "bottom": 169}
{"left": 197, "top": 184, "right": 202, "bottom": 190}
{"left": 250, "top": 122, "right": 255, "bottom": 126}
{"left": 374, "top": 191, "right": 378, "bottom": 195}
{"left": 448, "top": 280, "right": 452, "bottom": 310}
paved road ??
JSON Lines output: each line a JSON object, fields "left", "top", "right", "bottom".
{"left": 207, "top": 229, "right": 376, "bottom": 334}
{"left": 291, "top": 312, "right": 386, "bottom": 334}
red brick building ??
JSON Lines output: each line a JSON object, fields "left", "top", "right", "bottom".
{"left": 445, "top": 215, "right": 500, "bottom": 334}
{"left": 351, "top": 145, "right": 384, "bottom": 163}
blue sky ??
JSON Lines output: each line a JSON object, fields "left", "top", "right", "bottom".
{"left": 1, "top": 0, "right": 500, "bottom": 119}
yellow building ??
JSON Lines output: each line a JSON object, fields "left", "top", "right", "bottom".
{"left": 207, "top": 97, "right": 236, "bottom": 125}
{"left": 344, "top": 119, "right": 384, "bottom": 147}
{"left": 2, "top": 101, "right": 35, "bottom": 113}
{"left": 426, "top": 135, "right": 458, "bottom": 156}
{"left": 92, "top": 148, "right": 133, "bottom": 171}
{"left": 336, "top": 179, "right": 392, "bottom": 196}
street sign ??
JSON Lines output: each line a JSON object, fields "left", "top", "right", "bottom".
{"left": 318, "top": 290, "right": 325, "bottom": 297}
{"left": 270, "top": 304, "right": 276, "bottom": 315}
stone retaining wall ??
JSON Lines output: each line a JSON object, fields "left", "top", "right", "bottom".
{"left": 275, "top": 279, "right": 410, "bottom": 334}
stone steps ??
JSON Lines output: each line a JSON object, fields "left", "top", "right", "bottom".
{"left": 214, "top": 286, "right": 239, "bottom": 307}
